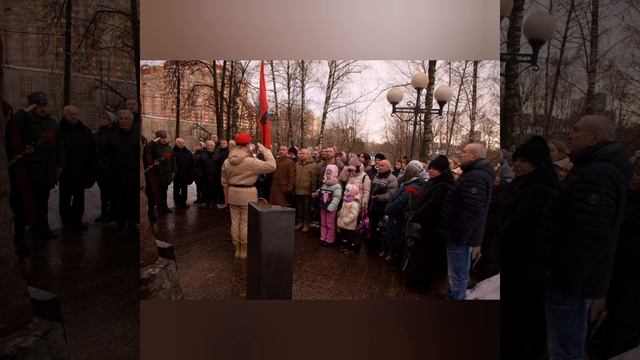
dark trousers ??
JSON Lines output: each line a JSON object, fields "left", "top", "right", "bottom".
{"left": 295, "top": 195, "right": 312, "bottom": 222}
{"left": 203, "top": 181, "right": 216, "bottom": 204}
{"left": 368, "top": 208, "right": 385, "bottom": 249}
{"left": 10, "top": 183, "right": 26, "bottom": 245}
{"left": 158, "top": 182, "right": 169, "bottom": 210}
{"left": 114, "top": 183, "right": 139, "bottom": 226}
{"left": 214, "top": 180, "right": 225, "bottom": 204}
{"left": 59, "top": 180, "right": 85, "bottom": 226}
{"left": 32, "top": 187, "right": 51, "bottom": 239}
{"left": 97, "top": 178, "right": 113, "bottom": 219}
{"left": 195, "top": 178, "right": 204, "bottom": 202}
{"left": 173, "top": 180, "right": 188, "bottom": 207}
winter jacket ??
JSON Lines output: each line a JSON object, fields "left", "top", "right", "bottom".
{"left": 213, "top": 146, "right": 229, "bottom": 184}
{"left": 337, "top": 196, "right": 361, "bottom": 230}
{"left": 270, "top": 156, "right": 296, "bottom": 206}
{"left": 193, "top": 149, "right": 205, "bottom": 180}
{"left": 148, "top": 140, "right": 175, "bottom": 186}
{"left": 14, "top": 109, "right": 65, "bottom": 189}
{"left": 295, "top": 159, "right": 318, "bottom": 195}
{"left": 105, "top": 126, "right": 139, "bottom": 187}
{"left": 527, "top": 141, "right": 633, "bottom": 298}
{"left": 436, "top": 158, "right": 496, "bottom": 247}
{"left": 173, "top": 145, "right": 195, "bottom": 184}
{"left": 339, "top": 168, "right": 372, "bottom": 210}
{"left": 94, "top": 124, "right": 115, "bottom": 181}
{"left": 317, "top": 182, "right": 342, "bottom": 213}
{"left": 385, "top": 177, "right": 426, "bottom": 244}
{"left": 499, "top": 164, "right": 558, "bottom": 291}
{"left": 197, "top": 150, "right": 218, "bottom": 184}
{"left": 403, "top": 171, "right": 454, "bottom": 284}
{"left": 368, "top": 171, "right": 398, "bottom": 215}
{"left": 59, "top": 117, "right": 96, "bottom": 188}
{"left": 221, "top": 144, "right": 276, "bottom": 206}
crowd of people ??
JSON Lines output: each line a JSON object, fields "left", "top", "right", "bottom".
{"left": 146, "top": 114, "right": 639, "bottom": 359}
{"left": 3, "top": 92, "right": 141, "bottom": 254}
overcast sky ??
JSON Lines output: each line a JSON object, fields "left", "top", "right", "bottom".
{"left": 142, "top": 60, "right": 499, "bottom": 143}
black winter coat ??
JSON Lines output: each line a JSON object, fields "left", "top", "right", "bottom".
{"left": 500, "top": 164, "right": 558, "bottom": 291}
{"left": 94, "top": 124, "right": 115, "bottom": 179}
{"left": 403, "top": 171, "right": 454, "bottom": 284}
{"left": 173, "top": 146, "right": 195, "bottom": 184}
{"left": 59, "top": 118, "right": 96, "bottom": 187}
{"left": 198, "top": 150, "right": 218, "bottom": 184}
{"left": 527, "top": 141, "right": 633, "bottom": 298}
{"left": 105, "top": 127, "right": 139, "bottom": 187}
{"left": 213, "top": 147, "right": 229, "bottom": 184}
{"left": 437, "top": 159, "right": 495, "bottom": 247}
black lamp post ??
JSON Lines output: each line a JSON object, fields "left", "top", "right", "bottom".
{"left": 500, "top": 0, "right": 556, "bottom": 71}
{"left": 386, "top": 73, "right": 453, "bottom": 160}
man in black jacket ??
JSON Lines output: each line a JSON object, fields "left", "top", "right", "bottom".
{"left": 58, "top": 105, "right": 96, "bottom": 231}
{"left": 528, "top": 115, "right": 633, "bottom": 359}
{"left": 437, "top": 143, "right": 495, "bottom": 300}
{"left": 106, "top": 110, "right": 139, "bottom": 230}
{"left": 173, "top": 138, "right": 194, "bottom": 209}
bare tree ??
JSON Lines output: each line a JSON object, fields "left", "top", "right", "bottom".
{"left": 501, "top": 0, "right": 525, "bottom": 148}
{"left": 584, "top": 0, "right": 599, "bottom": 114}
{"left": 317, "top": 60, "right": 363, "bottom": 147}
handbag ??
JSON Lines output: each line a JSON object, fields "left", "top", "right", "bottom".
{"left": 355, "top": 208, "right": 371, "bottom": 239}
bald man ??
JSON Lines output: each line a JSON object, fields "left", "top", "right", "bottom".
{"left": 436, "top": 143, "right": 495, "bottom": 300}
{"left": 58, "top": 105, "right": 96, "bottom": 231}
{"left": 527, "top": 115, "right": 633, "bottom": 359}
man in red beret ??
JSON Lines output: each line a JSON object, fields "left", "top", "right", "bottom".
{"left": 221, "top": 133, "right": 276, "bottom": 259}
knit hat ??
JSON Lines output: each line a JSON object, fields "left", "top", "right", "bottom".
{"left": 324, "top": 164, "right": 339, "bottom": 185}
{"left": 27, "top": 92, "right": 48, "bottom": 105}
{"left": 348, "top": 155, "right": 361, "bottom": 168}
{"left": 155, "top": 130, "right": 167, "bottom": 139}
{"left": 513, "top": 135, "right": 551, "bottom": 167}
{"left": 288, "top": 147, "right": 298, "bottom": 156}
{"left": 344, "top": 183, "right": 360, "bottom": 202}
{"left": 428, "top": 155, "right": 450, "bottom": 173}
{"left": 234, "top": 132, "right": 252, "bottom": 146}
{"left": 403, "top": 160, "right": 424, "bottom": 181}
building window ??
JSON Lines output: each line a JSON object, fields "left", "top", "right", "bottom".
{"left": 19, "top": 75, "right": 32, "bottom": 96}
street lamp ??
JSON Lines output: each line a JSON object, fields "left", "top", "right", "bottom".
{"left": 386, "top": 73, "right": 453, "bottom": 160}
{"left": 501, "top": 5, "right": 556, "bottom": 70}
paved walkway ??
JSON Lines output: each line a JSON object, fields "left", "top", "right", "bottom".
{"left": 18, "top": 185, "right": 138, "bottom": 360}
{"left": 155, "top": 184, "right": 439, "bottom": 300}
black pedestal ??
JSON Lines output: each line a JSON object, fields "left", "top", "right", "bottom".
{"left": 246, "top": 201, "right": 295, "bottom": 299}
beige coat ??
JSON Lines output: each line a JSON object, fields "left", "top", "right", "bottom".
{"left": 295, "top": 159, "right": 318, "bottom": 195}
{"left": 221, "top": 144, "right": 276, "bottom": 206}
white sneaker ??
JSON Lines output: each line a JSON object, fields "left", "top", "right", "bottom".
{"left": 216, "top": 204, "right": 227, "bottom": 209}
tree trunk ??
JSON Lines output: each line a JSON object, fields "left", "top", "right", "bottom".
{"left": 175, "top": 63, "right": 180, "bottom": 139}
{"left": 218, "top": 61, "right": 228, "bottom": 140}
{"left": 285, "top": 61, "right": 293, "bottom": 146}
{"left": 502, "top": 0, "right": 525, "bottom": 149}
{"left": 299, "top": 60, "right": 306, "bottom": 148}
{"left": 470, "top": 60, "right": 479, "bottom": 143}
{"left": 545, "top": 0, "right": 575, "bottom": 135}
{"left": 584, "top": 0, "right": 599, "bottom": 114}
{"left": 318, "top": 60, "right": 336, "bottom": 147}
{"left": 226, "top": 61, "right": 234, "bottom": 136}
{"left": 131, "top": 0, "right": 141, "bottom": 111}
{"left": 447, "top": 61, "right": 469, "bottom": 153}
{"left": 420, "top": 60, "right": 437, "bottom": 161}
{"left": 63, "top": 0, "right": 72, "bottom": 106}
{"left": 212, "top": 60, "right": 223, "bottom": 137}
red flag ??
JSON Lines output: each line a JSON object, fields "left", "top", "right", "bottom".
{"left": 257, "top": 61, "right": 271, "bottom": 148}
